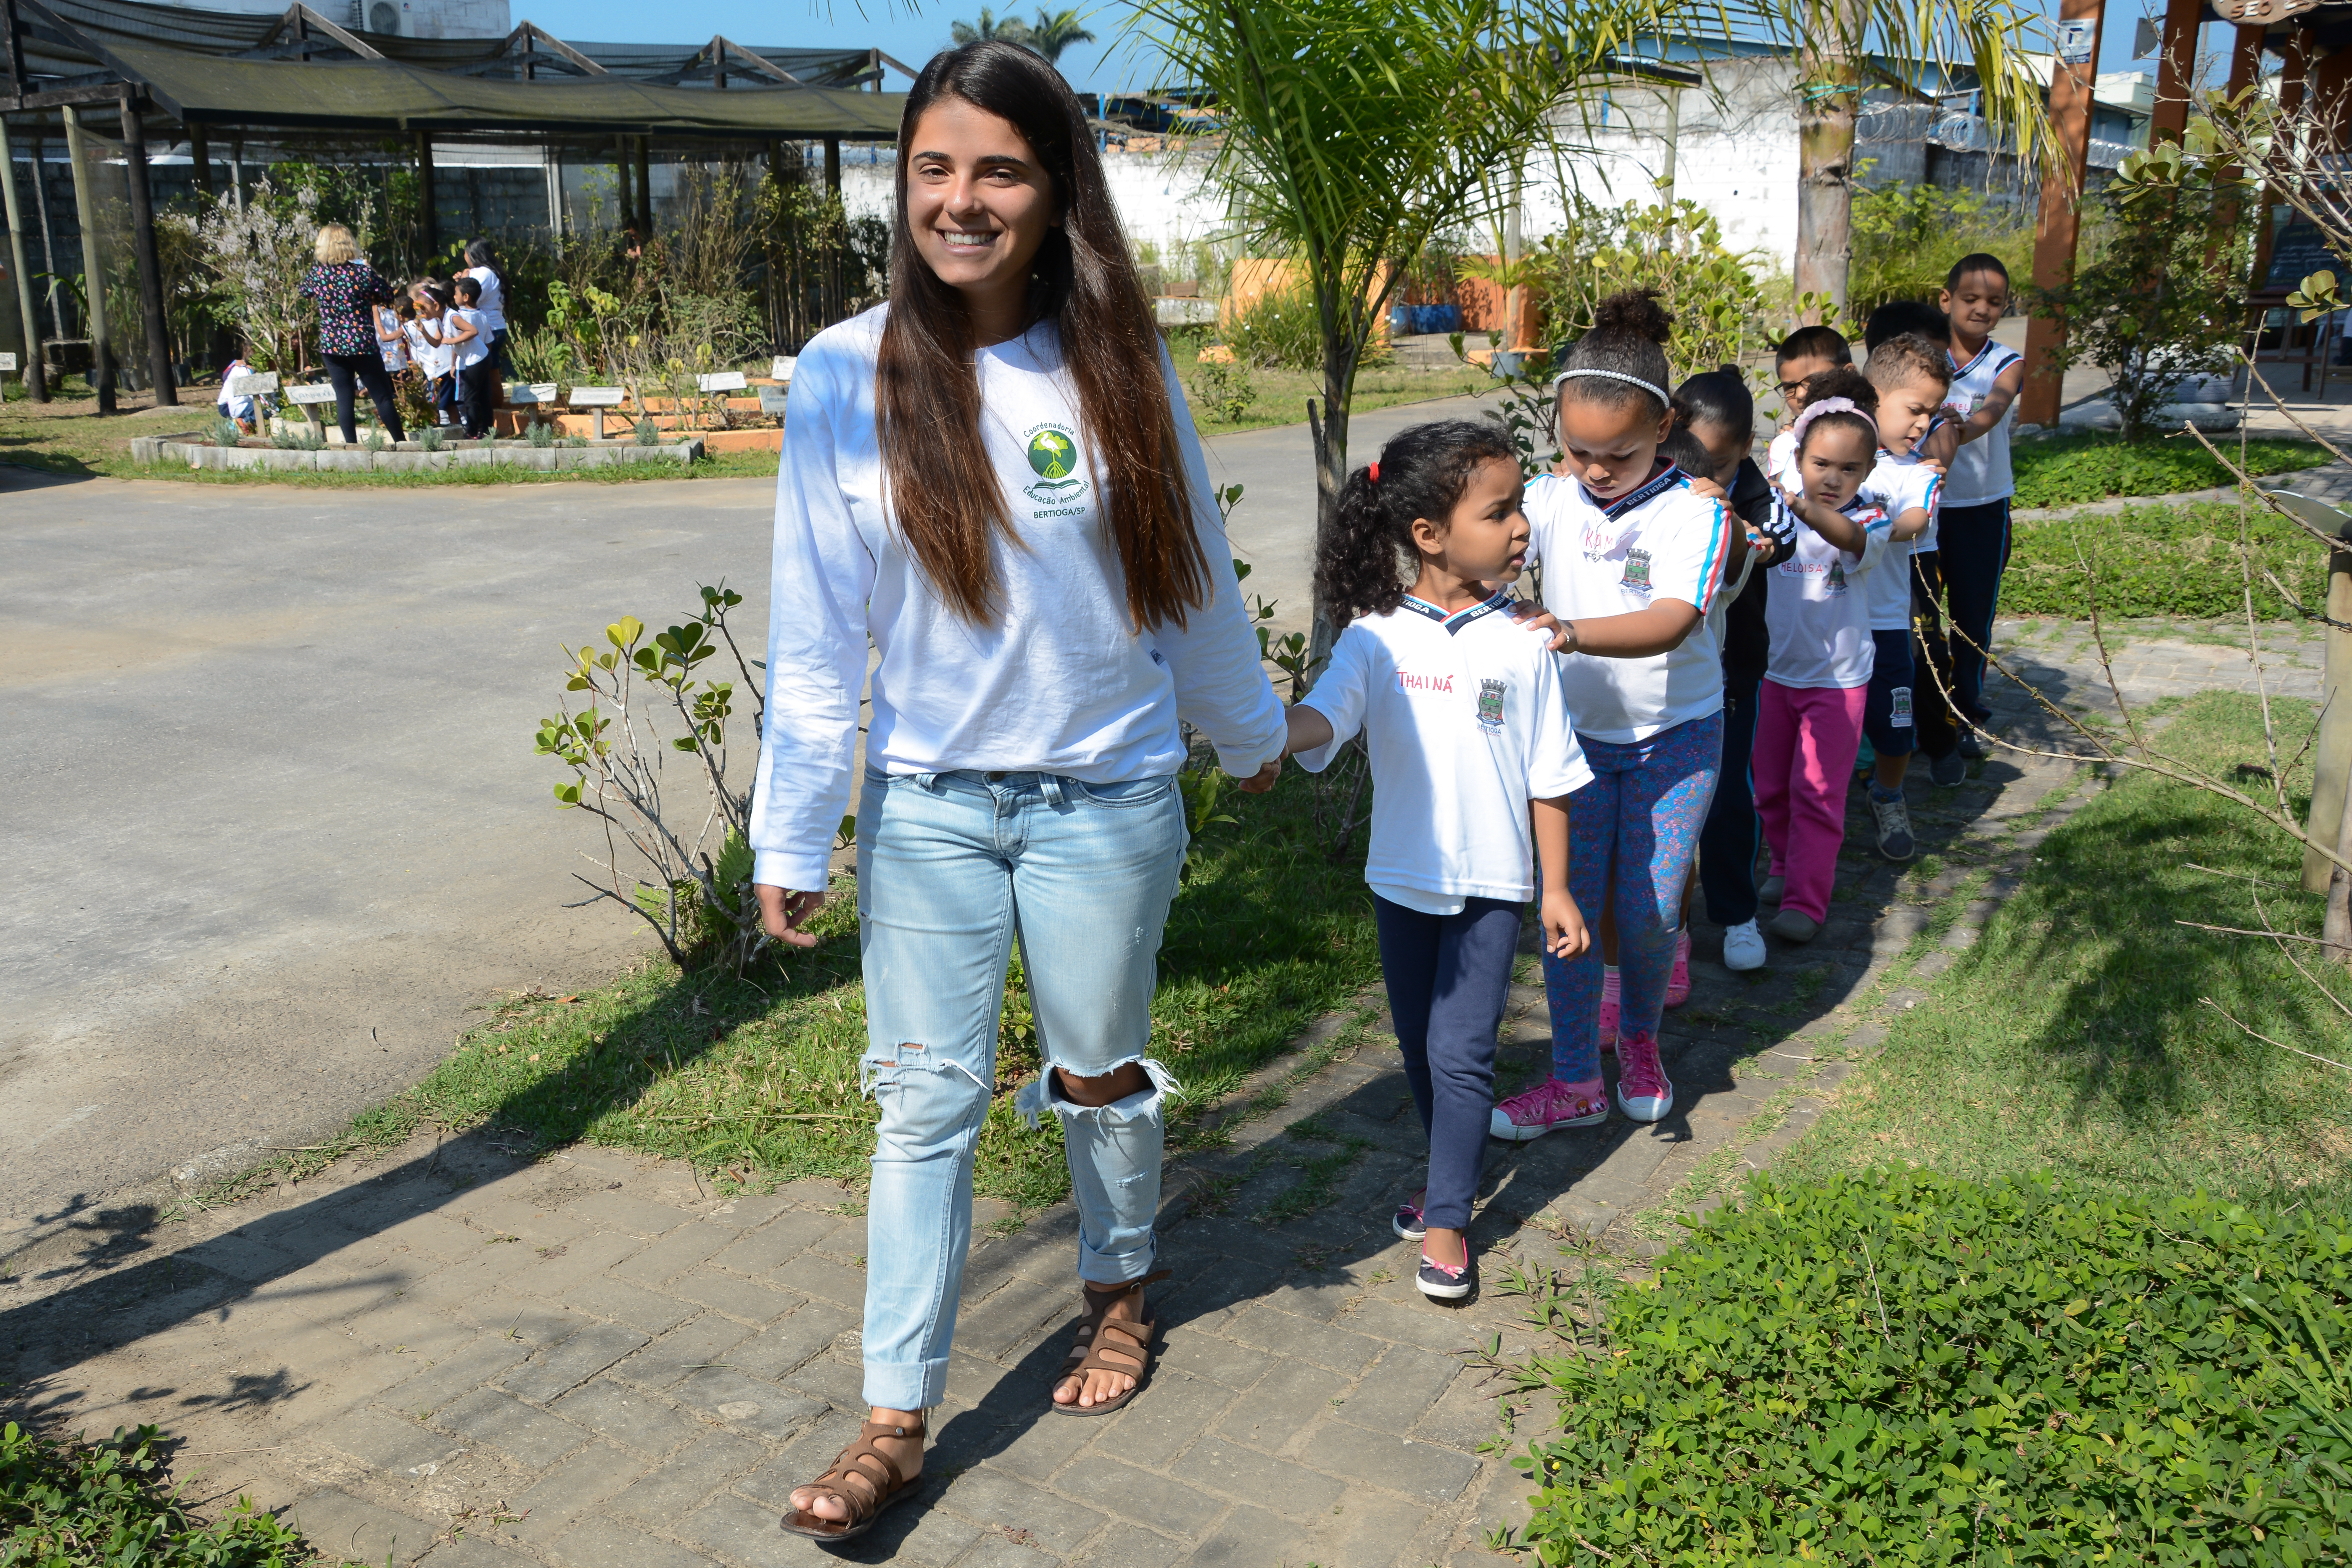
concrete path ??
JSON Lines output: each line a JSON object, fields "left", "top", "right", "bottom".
{"left": 0, "top": 619, "right": 2262, "bottom": 1568}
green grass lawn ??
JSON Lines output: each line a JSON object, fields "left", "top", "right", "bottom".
{"left": 2011, "top": 430, "right": 2331, "bottom": 509}
{"left": 195, "top": 764, "right": 1384, "bottom": 1217}
{"left": 1164, "top": 335, "right": 1493, "bottom": 436}
{"left": 1779, "top": 691, "right": 2352, "bottom": 1203}
{"left": 2004, "top": 500, "right": 2334, "bottom": 619}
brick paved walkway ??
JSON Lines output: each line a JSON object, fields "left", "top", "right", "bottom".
{"left": 0, "top": 615, "right": 2273, "bottom": 1568}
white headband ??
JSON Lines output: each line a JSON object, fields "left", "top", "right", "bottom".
{"left": 1549, "top": 367, "right": 1671, "bottom": 405}
{"left": 1791, "top": 396, "right": 1877, "bottom": 445}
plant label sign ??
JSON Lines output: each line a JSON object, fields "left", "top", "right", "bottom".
{"left": 227, "top": 370, "right": 280, "bottom": 397}
{"left": 758, "top": 384, "right": 791, "bottom": 415}
{"left": 509, "top": 382, "right": 560, "bottom": 406}
{"left": 0, "top": 352, "right": 16, "bottom": 372}
{"left": 288, "top": 384, "right": 340, "bottom": 406}
{"left": 569, "top": 386, "right": 626, "bottom": 407}
{"left": 697, "top": 371, "right": 748, "bottom": 393}
{"left": 771, "top": 356, "right": 797, "bottom": 383}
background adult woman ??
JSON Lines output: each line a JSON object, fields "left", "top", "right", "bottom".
{"left": 750, "top": 40, "right": 1285, "bottom": 1542}
{"left": 296, "top": 225, "right": 405, "bottom": 444}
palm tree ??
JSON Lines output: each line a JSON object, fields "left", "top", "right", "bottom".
{"left": 951, "top": 8, "right": 1032, "bottom": 47}
{"left": 1026, "top": 8, "right": 1098, "bottom": 64}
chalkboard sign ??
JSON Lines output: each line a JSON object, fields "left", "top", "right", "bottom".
{"left": 2265, "top": 216, "right": 2349, "bottom": 294}
{"left": 287, "top": 384, "right": 340, "bottom": 405}
{"left": 758, "top": 384, "right": 791, "bottom": 415}
{"left": 226, "top": 370, "right": 280, "bottom": 397}
{"left": 697, "top": 370, "right": 748, "bottom": 393}
{"left": 569, "top": 385, "right": 626, "bottom": 407}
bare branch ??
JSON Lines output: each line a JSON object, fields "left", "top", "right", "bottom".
{"left": 2185, "top": 861, "right": 2325, "bottom": 892}
{"left": 2239, "top": 354, "right": 2352, "bottom": 468}
{"left": 2251, "top": 883, "right": 2352, "bottom": 1024}
{"left": 2174, "top": 919, "right": 2328, "bottom": 943}
{"left": 2199, "top": 997, "right": 2352, "bottom": 1073}
{"left": 2259, "top": 564, "right": 2352, "bottom": 632}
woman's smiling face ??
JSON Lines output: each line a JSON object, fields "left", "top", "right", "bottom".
{"left": 904, "top": 98, "right": 1060, "bottom": 305}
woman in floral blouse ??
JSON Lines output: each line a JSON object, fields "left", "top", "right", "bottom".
{"left": 297, "top": 225, "right": 407, "bottom": 444}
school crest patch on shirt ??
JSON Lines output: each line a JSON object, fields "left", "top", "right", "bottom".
{"left": 1826, "top": 560, "right": 1848, "bottom": 594}
{"left": 1621, "top": 548, "right": 1652, "bottom": 591}
{"left": 1478, "top": 678, "right": 1507, "bottom": 732}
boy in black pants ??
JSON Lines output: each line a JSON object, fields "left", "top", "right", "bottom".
{"left": 449, "top": 276, "right": 497, "bottom": 439}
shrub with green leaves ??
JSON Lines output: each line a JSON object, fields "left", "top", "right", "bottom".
{"left": 1516, "top": 1170, "right": 2352, "bottom": 1565}
{"left": 1, "top": 1421, "right": 306, "bottom": 1568}
{"left": 1224, "top": 279, "right": 1328, "bottom": 372}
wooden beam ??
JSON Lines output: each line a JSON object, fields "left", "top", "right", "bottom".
{"left": 119, "top": 86, "right": 176, "bottom": 404}
{"left": 2149, "top": 0, "right": 2204, "bottom": 142}
{"left": 61, "top": 100, "right": 113, "bottom": 411}
{"left": 0, "top": 112, "right": 48, "bottom": 399}
{"left": 256, "top": 3, "right": 383, "bottom": 61}
{"left": 495, "top": 22, "right": 606, "bottom": 78}
{"left": 2018, "top": 0, "right": 2106, "bottom": 426}
{"left": 711, "top": 37, "right": 803, "bottom": 86}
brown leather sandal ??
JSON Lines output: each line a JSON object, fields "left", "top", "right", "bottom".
{"left": 1053, "top": 1268, "right": 1170, "bottom": 1417}
{"left": 778, "top": 1416, "right": 926, "bottom": 1542}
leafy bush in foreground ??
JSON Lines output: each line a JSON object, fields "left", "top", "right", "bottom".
{"left": 1, "top": 1422, "right": 304, "bottom": 1568}
{"left": 1518, "top": 1170, "right": 2352, "bottom": 1565}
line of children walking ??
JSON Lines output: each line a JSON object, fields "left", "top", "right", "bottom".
{"left": 1273, "top": 262, "right": 2019, "bottom": 1298}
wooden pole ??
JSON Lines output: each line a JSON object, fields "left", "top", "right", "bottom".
{"left": 2148, "top": 0, "right": 2203, "bottom": 143}
{"left": 415, "top": 130, "right": 439, "bottom": 261}
{"left": 613, "top": 133, "right": 632, "bottom": 232}
{"left": 2211, "top": 25, "right": 2264, "bottom": 247}
{"left": 2017, "top": 0, "right": 2106, "bottom": 427}
{"left": 1, "top": 114, "right": 49, "bottom": 401}
{"left": 635, "top": 135, "right": 652, "bottom": 232}
{"left": 61, "top": 102, "right": 114, "bottom": 412}
{"left": 120, "top": 89, "right": 177, "bottom": 404}
{"left": 2308, "top": 525, "right": 2352, "bottom": 892}
{"left": 188, "top": 120, "right": 212, "bottom": 198}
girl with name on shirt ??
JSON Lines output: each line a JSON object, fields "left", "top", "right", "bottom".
{"left": 750, "top": 42, "right": 1288, "bottom": 1541}
{"left": 1490, "top": 290, "right": 1733, "bottom": 1140}
{"left": 405, "top": 281, "right": 455, "bottom": 427}
{"left": 1755, "top": 369, "right": 1895, "bottom": 945}
{"left": 1280, "top": 420, "right": 1592, "bottom": 1300}
{"left": 461, "top": 238, "right": 508, "bottom": 379}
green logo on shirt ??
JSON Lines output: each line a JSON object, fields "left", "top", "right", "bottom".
{"left": 1021, "top": 422, "right": 1089, "bottom": 508}
{"left": 1028, "top": 427, "right": 1079, "bottom": 479}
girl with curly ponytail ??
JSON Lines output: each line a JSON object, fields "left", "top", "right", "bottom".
{"left": 1279, "top": 419, "right": 1592, "bottom": 1301}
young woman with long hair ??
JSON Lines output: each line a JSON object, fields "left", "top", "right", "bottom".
{"left": 750, "top": 41, "right": 1287, "bottom": 1541}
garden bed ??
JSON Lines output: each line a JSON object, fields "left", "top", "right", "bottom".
{"left": 128, "top": 430, "right": 705, "bottom": 473}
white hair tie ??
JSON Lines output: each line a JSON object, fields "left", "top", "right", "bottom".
{"left": 1549, "top": 367, "right": 1670, "bottom": 405}
{"left": 1791, "top": 396, "right": 1876, "bottom": 445}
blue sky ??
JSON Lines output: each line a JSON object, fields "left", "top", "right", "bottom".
{"left": 542, "top": 1, "right": 2196, "bottom": 100}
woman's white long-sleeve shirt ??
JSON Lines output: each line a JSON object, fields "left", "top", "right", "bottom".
{"left": 749, "top": 306, "right": 1288, "bottom": 890}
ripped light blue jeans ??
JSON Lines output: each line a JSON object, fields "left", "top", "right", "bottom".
{"left": 854, "top": 766, "right": 1186, "bottom": 1412}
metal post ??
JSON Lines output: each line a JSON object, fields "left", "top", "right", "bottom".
{"left": 415, "top": 130, "right": 438, "bottom": 260}
{"left": 120, "top": 89, "right": 177, "bottom": 404}
{"left": 1, "top": 115, "right": 49, "bottom": 400}
{"left": 544, "top": 142, "right": 561, "bottom": 236}
{"left": 188, "top": 121, "right": 212, "bottom": 198}
{"left": 229, "top": 130, "right": 243, "bottom": 211}
{"left": 2017, "top": 0, "right": 2105, "bottom": 427}
{"left": 823, "top": 136, "right": 841, "bottom": 192}
{"left": 61, "top": 103, "right": 114, "bottom": 412}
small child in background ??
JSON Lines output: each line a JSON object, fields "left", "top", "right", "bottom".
{"left": 216, "top": 353, "right": 257, "bottom": 433}
{"left": 1766, "top": 325, "right": 1855, "bottom": 491}
{"left": 461, "top": 239, "right": 508, "bottom": 379}
{"left": 1678, "top": 369, "right": 1793, "bottom": 974}
{"left": 376, "top": 296, "right": 410, "bottom": 378}
{"left": 407, "top": 280, "right": 455, "bottom": 427}
{"left": 1282, "top": 419, "right": 1592, "bottom": 1300}
{"left": 1841, "top": 329, "right": 1949, "bottom": 861}
{"left": 447, "top": 276, "right": 493, "bottom": 438}
{"left": 1937, "top": 255, "right": 2026, "bottom": 758}
{"left": 1755, "top": 369, "right": 1894, "bottom": 945}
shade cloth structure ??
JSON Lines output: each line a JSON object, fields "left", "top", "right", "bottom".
{"left": 96, "top": 41, "right": 907, "bottom": 137}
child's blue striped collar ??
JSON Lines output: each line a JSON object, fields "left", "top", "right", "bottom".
{"left": 1399, "top": 589, "right": 1517, "bottom": 635}
{"left": 1580, "top": 461, "right": 1684, "bottom": 520}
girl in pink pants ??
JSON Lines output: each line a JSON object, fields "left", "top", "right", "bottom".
{"left": 1755, "top": 369, "right": 1895, "bottom": 943}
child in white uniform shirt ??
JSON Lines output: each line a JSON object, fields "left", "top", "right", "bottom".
{"left": 1756, "top": 369, "right": 1895, "bottom": 943}
{"left": 1492, "top": 291, "right": 1733, "bottom": 1143}
{"left": 1280, "top": 419, "right": 1592, "bottom": 1301}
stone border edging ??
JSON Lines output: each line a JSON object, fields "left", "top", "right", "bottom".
{"left": 127, "top": 432, "right": 705, "bottom": 474}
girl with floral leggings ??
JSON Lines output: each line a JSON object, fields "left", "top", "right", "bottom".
{"left": 1492, "top": 291, "right": 1745, "bottom": 1134}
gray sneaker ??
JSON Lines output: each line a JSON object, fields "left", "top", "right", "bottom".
{"left": 1956, "top": 729, "right": 1989, "bottom": 761}
{"left": 1759, "top": 873, "right": 1786, "bottom": 906}
{"left": 1929, "top": 749, "right": 1966, "bottom": 787}
{"left": 1869, "top": 792, "right": 1916, "bottom": 861}
{"left": 1769, "top": 907, "right": 1821, "bottom": 944}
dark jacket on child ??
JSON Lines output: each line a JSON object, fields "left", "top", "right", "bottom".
{"left": 1720, "top": 455, "right": 1791, "bottom": 683}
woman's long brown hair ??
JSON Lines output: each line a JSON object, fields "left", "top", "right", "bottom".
{"left": 877, "top": 42, "right": 1209, "bottom": 629}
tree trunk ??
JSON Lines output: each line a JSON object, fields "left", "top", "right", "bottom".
{"left": 2326, "top": 754, "right": 2352, "bottom": 968}
{"left": 1305, "top": 345, "right": 1354, "bottom": 687}
{"left": 1793, "top": 0, "right": 1866, "bottom": 317}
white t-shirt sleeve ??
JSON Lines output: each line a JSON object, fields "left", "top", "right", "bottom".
{"left": 1525, "top": 651, "right": 1593, "bottom": 799}
{"left": 1149, "top": 349, "right": 1288, "bottom": 778}
{"left": 1292, "top": 628, "right": 1370, "bottom": 774}
{"left": 749, "top": 346, "right": 882, "bottom": 891}
{"left": 1649, "top": 494, "right": 1732, "bottom": 614}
